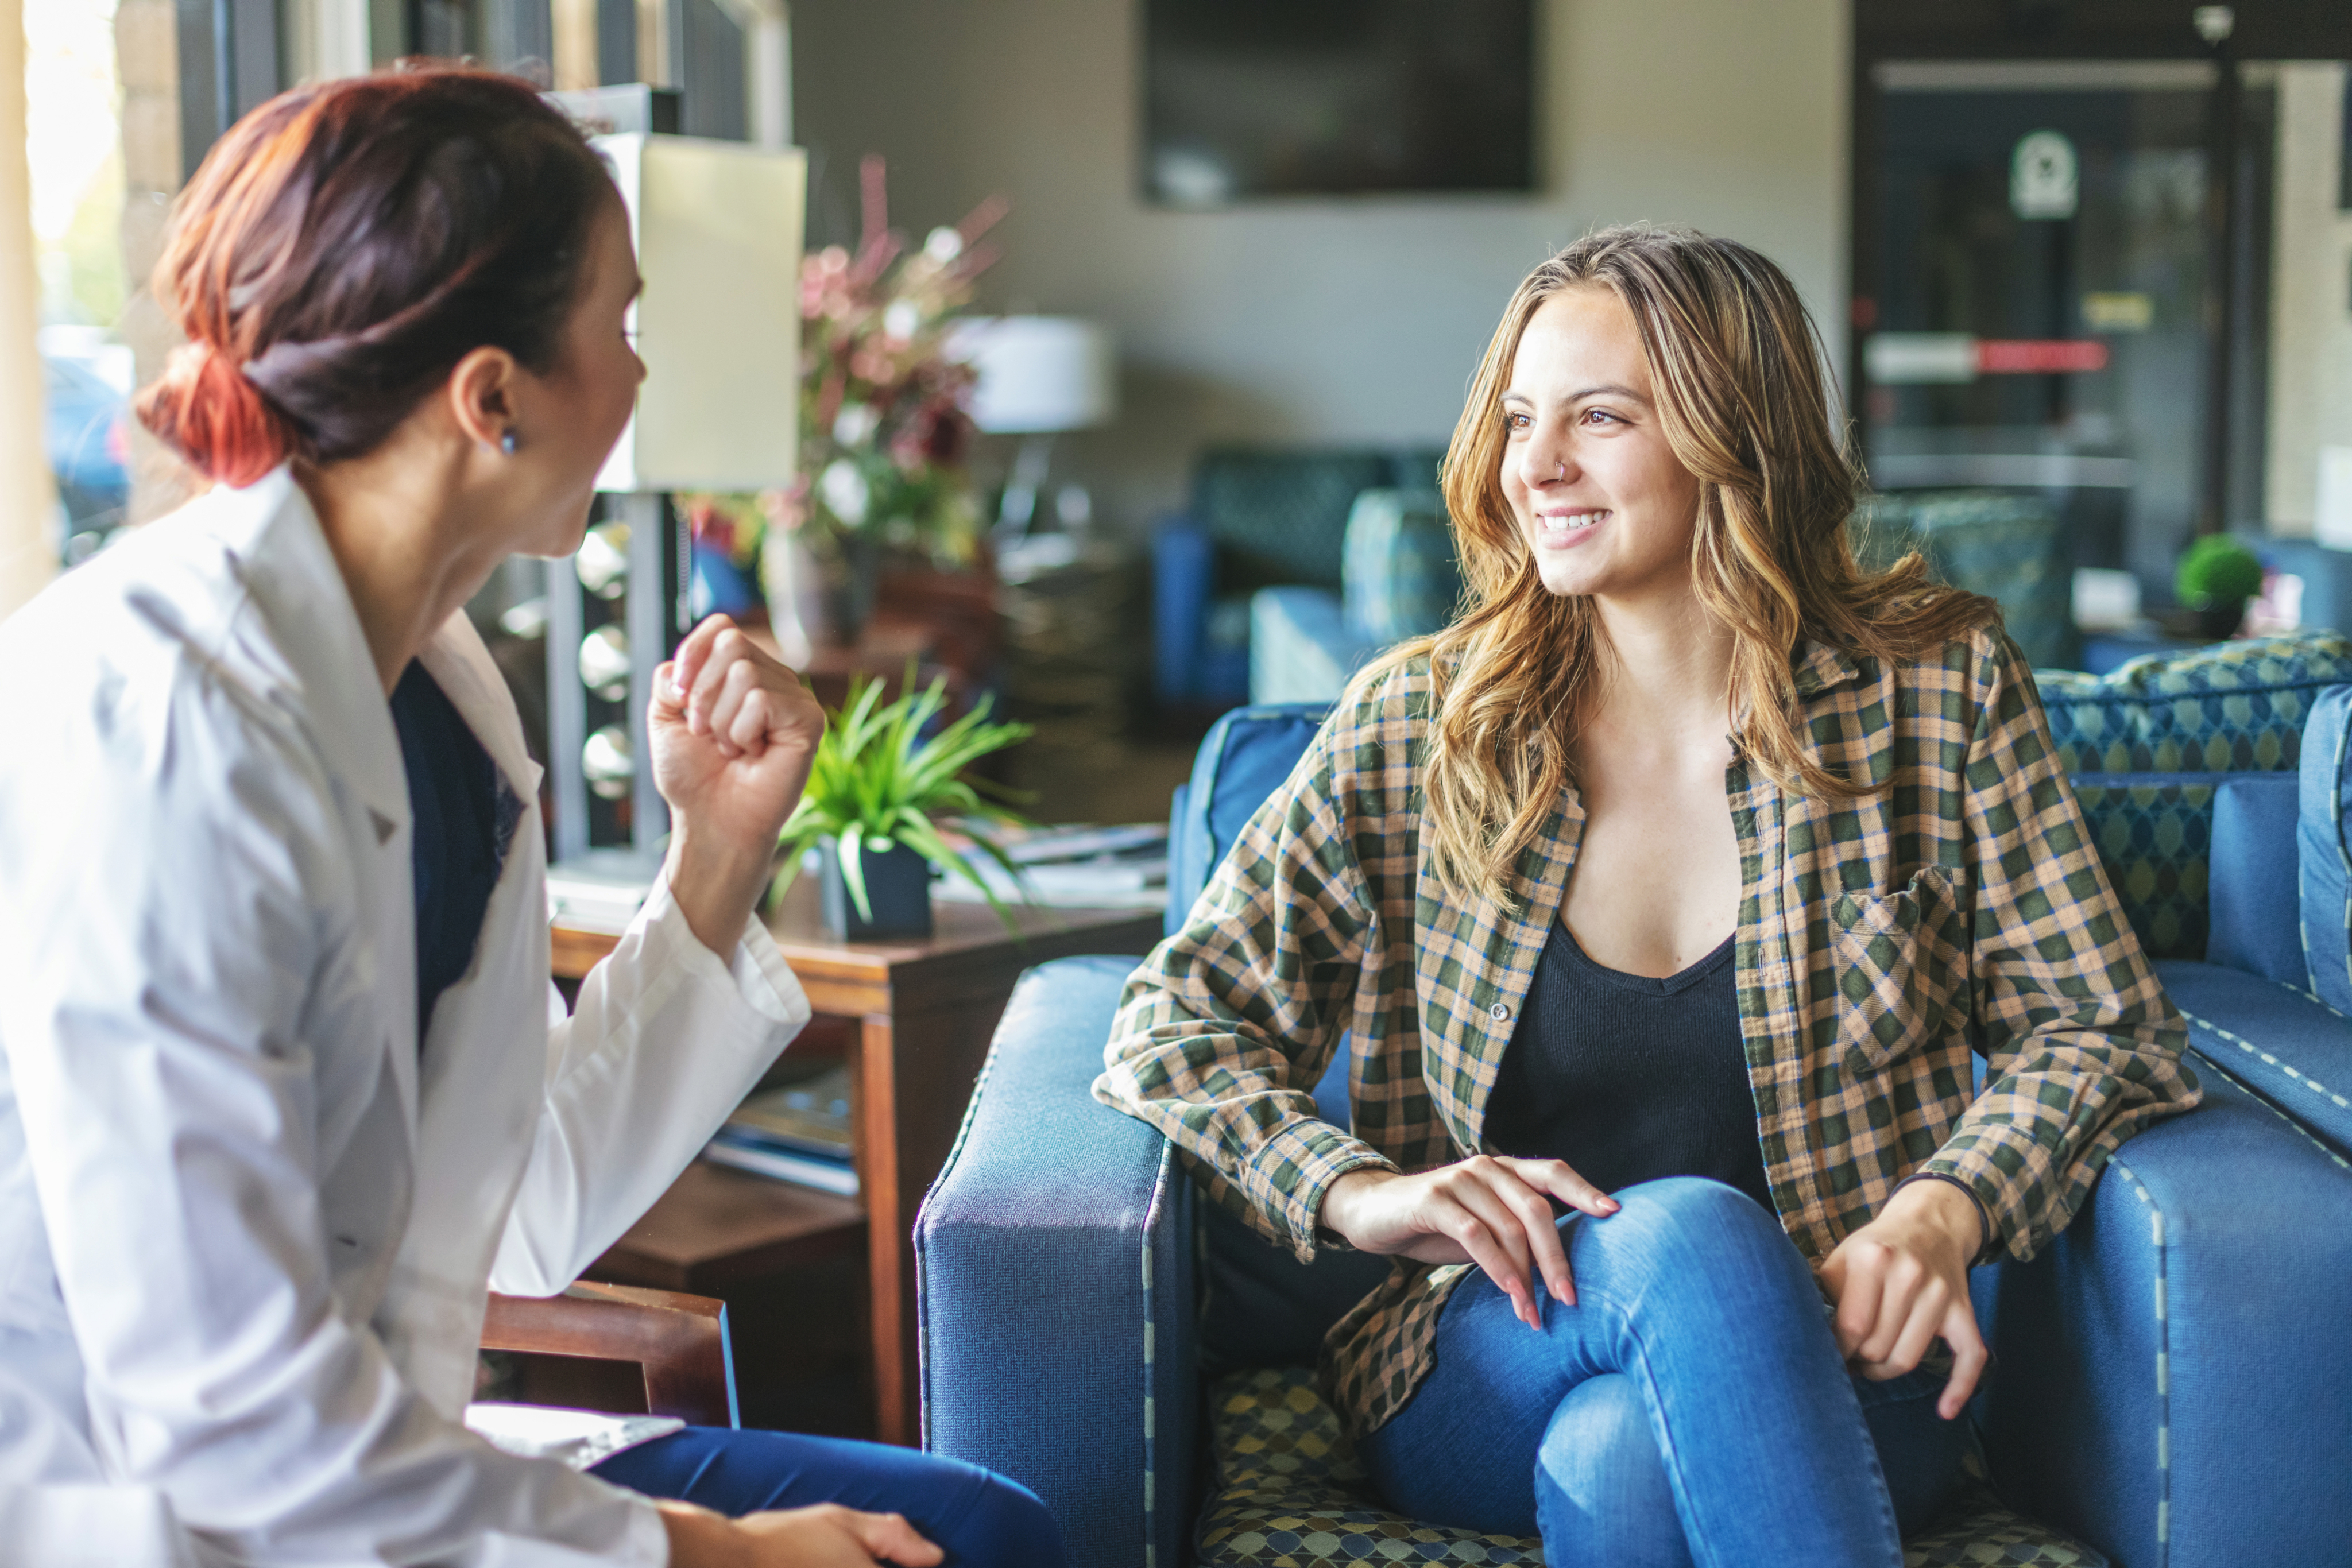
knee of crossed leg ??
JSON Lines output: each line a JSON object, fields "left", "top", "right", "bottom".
{"left": 940, "top": 1471, "right": 1067, "bottom": 1568}
{"left": 1587, "top": 1175, "right": 1788, "bottom": 1273}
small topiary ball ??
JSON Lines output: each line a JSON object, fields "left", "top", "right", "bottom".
{"left": 2175, "top": 535, "right": 2265, "bottom": 609}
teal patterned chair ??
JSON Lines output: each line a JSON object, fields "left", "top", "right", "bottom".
{"left": 1250, "top": 489, "right": 1459, "bottom": 706}
{"left": 1852, "top": 491, "right": 2076, "bottom": 671}
{"left": 1254, "top": 487, "right": 2073, "bottom": 705}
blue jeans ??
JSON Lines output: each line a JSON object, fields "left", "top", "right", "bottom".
{"left": 1360, "top": 1178, "right": 1970, "bottom": 1567}
{"left": 591, "top": 1426, "right": 1067, "bottom": 1568}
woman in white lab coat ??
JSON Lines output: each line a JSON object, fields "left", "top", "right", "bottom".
{"left": 0, "top": 67, "right": 1062, "bottom": 1568}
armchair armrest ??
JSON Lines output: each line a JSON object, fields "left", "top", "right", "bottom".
{"left": 917, "top": 956, "right": 1196, "bottom": 1568}
{"left": 1971, "top": 1066, "right": 2352, "bottom": 1568}
{"left": 482, "top": 1282, "right": 737, "bottom": 1428}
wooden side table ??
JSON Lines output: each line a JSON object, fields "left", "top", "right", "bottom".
{"left": 553, "top": 879, "right": 1162, "bottom": 1445}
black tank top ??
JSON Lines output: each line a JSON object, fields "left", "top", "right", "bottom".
{"left": 1481, "top": 917, "right": 1775, "bottom": 1213}
{"left": 389, "top": 661, "right": 522, "bottom": 1050}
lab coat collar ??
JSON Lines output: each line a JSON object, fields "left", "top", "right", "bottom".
{"left": 228, "top": 469, "right": 411, "bottom": 839}
{"left": 227, "top": 470, "right": 551, "bottom": 835}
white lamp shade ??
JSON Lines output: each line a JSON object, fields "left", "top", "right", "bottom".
{"left": 949, "top": 316, "right": 1118, "bottom": 434}
{"left": 593, "top": 134, "right": 804, "bottom": 493}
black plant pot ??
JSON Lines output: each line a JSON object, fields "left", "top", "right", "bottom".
{"left": 2191, "top": 598, "right": 2247, "bottom": 640}
{"left": 817, "top": 836, "right": 934, "bottom": 940}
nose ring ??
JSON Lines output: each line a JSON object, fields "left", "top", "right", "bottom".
{"left": 1555, "top": 460, "right": 1565, "bottom": 482}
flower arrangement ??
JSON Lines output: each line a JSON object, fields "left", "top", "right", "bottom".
{"left": 684, "top": 492, "right": 765, "bottom": 570}
{"left": 779, "top": 156, "right": 1006, "bottom": 563}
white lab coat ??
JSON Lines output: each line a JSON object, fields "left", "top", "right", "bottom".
{"left": 0, "top": 470, "right": 811, "bottom": 1565}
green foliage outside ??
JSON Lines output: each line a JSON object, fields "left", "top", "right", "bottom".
{"left": 40, "top": 148, "right": 126, "bottom": 329}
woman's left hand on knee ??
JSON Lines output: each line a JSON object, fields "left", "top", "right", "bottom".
{"left": 1818, "top": 1181, "right": 1987, "bottom": 1422}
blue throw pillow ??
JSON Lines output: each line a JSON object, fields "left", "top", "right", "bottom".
{"left": 2298, "top": 685, "right": 2352, "bottom": 1015}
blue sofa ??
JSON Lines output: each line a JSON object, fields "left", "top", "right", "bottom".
{"left": 918, "top": 636, "right": 2352, "bottom": 1568}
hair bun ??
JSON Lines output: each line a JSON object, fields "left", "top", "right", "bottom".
{"left": 134, "top": 339, "right": 292, "bottom": 489}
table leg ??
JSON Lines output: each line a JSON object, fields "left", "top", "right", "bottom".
{"left": 855, "top": 1010, "right": 911, "bottom": 1446}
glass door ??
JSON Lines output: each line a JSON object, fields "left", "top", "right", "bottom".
{"left": 1854, "top": 52, "right": 2352, "bottom": 651}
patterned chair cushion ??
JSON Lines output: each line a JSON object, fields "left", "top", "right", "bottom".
{"left": 2065, "top": 779, "right": 2216, "bottom": 960}
{"left": 1197, "top": 1366, "right": 2105, "bottom": 1567}
{"left": 2030, "top": 632, "right": 2352, "bottom": 960}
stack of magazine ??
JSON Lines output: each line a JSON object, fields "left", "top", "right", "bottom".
{"left": 933, "top": 821, "right": 1168, "bottom": 908}
{"left": 703, "top": 1065, "right": 857, "bottom": 1196}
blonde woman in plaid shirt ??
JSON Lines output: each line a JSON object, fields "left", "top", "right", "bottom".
{"left": 1098, "top": 227, "right": 2199, "bottom": 1566}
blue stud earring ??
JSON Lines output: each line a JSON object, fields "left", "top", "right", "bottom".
{"left": 500, "top": 429, "right": 519, "bottom": 456}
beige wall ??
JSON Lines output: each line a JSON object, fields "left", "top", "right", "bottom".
{"left": 1, "top": 0, "right": 58, "bottom": 617}
{"left": 791, "top": 0, "right": 1850, "bottom": 532}
{"left": 2265, "top": 61, "right": 2352, "bottom": 536}
{"left": 116, "top": 0, "right": 200, "bottom": 525}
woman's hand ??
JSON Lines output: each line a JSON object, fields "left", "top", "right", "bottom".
{"left": 1817, "top": 1179, "right": 1988, "bottom": 1420}
{"left": 661, "top": 1499, "right": 944, "bottom": 1568}
{"left": 1319, "top": 1157, "right": 1619, "bottom": 1329}
{"left": 648, "top": 614, "right": 826, "bottom": 957}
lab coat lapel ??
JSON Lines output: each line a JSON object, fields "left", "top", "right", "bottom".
{"left": 418, "top": 613, "right": 547, "bottom": 810}
{"left": 231, "top": 472, "right": 422, "bottom": 1142}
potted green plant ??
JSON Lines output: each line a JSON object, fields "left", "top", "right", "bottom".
{"left": 773, "top": 671, "right": 1034, "bottom": 939}
{"left": 2175, "top": 534, "right": 2266, "bottom": 640}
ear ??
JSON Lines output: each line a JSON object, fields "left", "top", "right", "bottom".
{"left": 445, "top": 346, "right": 521, "bottom": 451}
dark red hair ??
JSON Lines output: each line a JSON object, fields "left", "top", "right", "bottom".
{"left": 137, "top": 67, "right": 617, "bottom": 488}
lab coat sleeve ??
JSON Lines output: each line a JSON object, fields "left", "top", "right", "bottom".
{"left": 490, "top": 876, "right": 810, "bottom": 1296}
{"left": 0, "top": 672, "right": 670, "bottom": 1567}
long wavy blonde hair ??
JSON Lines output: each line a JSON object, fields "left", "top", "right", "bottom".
{"left": 1372, "top": 224, "right": 1995, "bottom": 907}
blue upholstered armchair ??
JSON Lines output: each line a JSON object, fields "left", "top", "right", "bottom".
{"left": 917, "top": 635, "right": 2352, "bottom": 1568}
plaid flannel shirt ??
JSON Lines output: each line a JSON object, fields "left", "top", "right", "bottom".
{"left": 1094, "top": 625, "right": 2200, "bottom": 1437}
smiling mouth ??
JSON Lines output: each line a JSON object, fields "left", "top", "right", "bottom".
{"left": 1536, "top": 509, "right": 1610, "bottom": 539}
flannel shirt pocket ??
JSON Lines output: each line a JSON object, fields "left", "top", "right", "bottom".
{"left": 1829, "top": 866, "right": 1968, "bottom": 1075}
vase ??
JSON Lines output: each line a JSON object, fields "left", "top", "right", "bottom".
{"left": 817, "top": 835, "right": 934, "bottom": 939}
{"left": 760, "top": 529, "right": 882, "bottom": 654}
{"left": 689, "top": 541, "right": 764, "bottom": 621}
{"left": 822, "top": 533, "right": 883, "bottom": 648}
{"left": 759, "top": 531, "right": 823, "bottom": 667}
